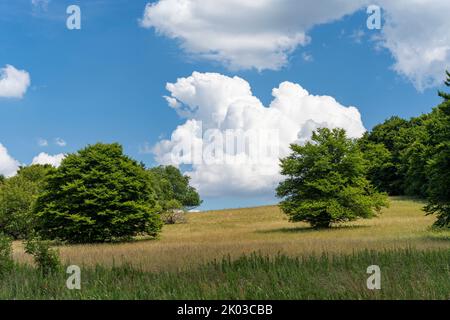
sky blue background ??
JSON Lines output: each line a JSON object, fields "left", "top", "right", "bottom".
{"left": 0, "top": 1, "right": 446, "bottom": 209}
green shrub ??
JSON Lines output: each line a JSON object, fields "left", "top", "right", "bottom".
{"left": 24, "top": 237, "right": 61, "bottom": 275}
{"left": 160, "top": 199, "right": 187, "bottom": 224}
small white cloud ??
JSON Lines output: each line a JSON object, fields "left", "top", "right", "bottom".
{"left": 55, "top": 138, "right": 67, "bottom": 147}
{"left": 32, "top": 152, "right": 65, "bottom": 167}
{"left": 0, "top": 144, "right": 20, "bottom": 177}
{"left": 164, "top": 96, "right": 181, "bottom": 109}
{"left": 139, "top": 142, "right": 153, "bottom": 154}
{"left": 37, "top": 138, "right": 48, "bottom": 147}
{"left": 31, "top": 0, "right": 50, "bottom": 11}
{"left": 302, "top": 52, "right": 314, "bottom": 62}
{"left": 350, "top": 29, "right": 365, "bottom": 44}
{"left": 0, "top": 65, "right": 31, "bottom": 99}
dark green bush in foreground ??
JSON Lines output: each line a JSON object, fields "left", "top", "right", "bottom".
{"left": 1, "top": 249, "right": 448, "bottom": 300}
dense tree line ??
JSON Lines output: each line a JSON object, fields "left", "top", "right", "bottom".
{"left": 359, "top": 71, "right": 450, "bottom": 227}
{"left": 0, "top": 143, "right": 201, "bottom": 243}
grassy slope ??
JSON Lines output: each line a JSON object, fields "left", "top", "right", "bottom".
{"left": 13, "top": 197, "right": 450, "bottom": 272}
{"left": 3, "top": 197, "right": 450, "bottom": 299}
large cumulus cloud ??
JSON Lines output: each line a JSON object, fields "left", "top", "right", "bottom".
{"left": 153, "top": 72, "right": 366, "bottom": 196}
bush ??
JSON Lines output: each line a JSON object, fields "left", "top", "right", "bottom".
{"left": 161, "top": 210, "right": 187, "bottom": 224}
{"left": 0, "top": 233, "right": 13, "bottom": 276}
{"left": 24, "top": 237, "right": 61, "bottom": 275}
{"left": 34, "top": 143, "right": 163, "bottom": 243}
{"left": 160, "top": 199, "right": 187, "bottom": 224}
{"left": 277, "top": 128, "right": 388, "bottom": 228}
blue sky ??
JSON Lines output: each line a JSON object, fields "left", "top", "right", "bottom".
{"left": 0, "top": 1, "right": 448, "bottom": 210}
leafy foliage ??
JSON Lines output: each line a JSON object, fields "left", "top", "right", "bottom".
{"left": 358, "top": 116, "right": 411, "bottom": 195}
{"left": 277, "top": 128, "right": 388, "bottom": 228}
{"left": 0, "top": 165, "right": 54, "bottom": 239}
{"left": 34, "top": 143, "right": 163, "bottom": 243}
{"left": 359, "top": 71, "right": 450, "bottom": 228}
{"left": 0, "top": 233, "right": 13, "bottom": 276}
{"left": 148, "top": 165, "right": 201, "bottom": 210}
{"left": 24, "top": 236, "right": 61, "bottom": 276}
{"left": 424, "top": 73, "right": 450, "bottom": 227}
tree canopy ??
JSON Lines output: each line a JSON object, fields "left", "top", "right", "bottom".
{"left": 148, "top": 165, "right": 202, "bottom": 211}
{"left": 34, "top": 143, "right": 163, "bottom": 243}
{"left": 277, "top": 128, "right": 388, "bottom": 228}
{"left": 424, "top": 71, "right": 450, "bottom": 227}
{"left": 0, "top": 165, "right": 53, "bottom": 239}
{"left": 356, "top": 70, "right": 450, "bottom": 228}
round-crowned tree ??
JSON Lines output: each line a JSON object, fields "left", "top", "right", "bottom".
{"left": 276, "top": 128, "right": 388, "bottom": 229}
{"left": 34, "top": 143, "right": 162, "bottom": 243}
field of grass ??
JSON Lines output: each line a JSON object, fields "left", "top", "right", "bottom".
{"left": 3, "top": 197, "right": 449, "bottom": 300}
{"left": 12, "top": 197, "right": 450, "bottom": 272}
{"left": 1, "top": 249, "right": 449, "bottom": 299}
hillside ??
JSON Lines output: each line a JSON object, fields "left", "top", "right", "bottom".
{"left": 12, "top": 197, "right": 450, "bottom": 272}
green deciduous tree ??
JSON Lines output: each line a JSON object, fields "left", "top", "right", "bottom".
{"left": 357, "top": 136, "right": 394, "bottom": 193}
{"left": 359, "top": 116, "right": 411, "bottom": 195}
{"left": 34, "top": 143, "right": 163, "bottom": 243}
{"left": 0, "top": 165, "right": 54, "bottom": 239}
{"left": 148, "top": 165, "right": 201, "bottom": 211}
{"left": 277, "top": 128, "right": 388, "bottom": 228}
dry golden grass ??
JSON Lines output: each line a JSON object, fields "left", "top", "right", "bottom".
{"left": 12, "top": 197, "right": 450, "bottom": 272}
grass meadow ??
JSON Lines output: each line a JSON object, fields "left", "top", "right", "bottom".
{"left": 3, "top": 197, "right": 450, "bottom": 299}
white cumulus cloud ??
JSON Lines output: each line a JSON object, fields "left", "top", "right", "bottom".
{"left": 375, "top": 0, "right": 450, "bottom": 90}
{"left": 140, "top": 0, "right": 364, "bottom": 71}
{"left": 0, "top": 144, "right": 20, "bottom": 177}
{"left": 32, "top": 152, "right": 65, "bottom": 167}
{"left": 141, "top": 0, "right": 450, "bottom": 89}
{"left": 153, "top": 72, "right": 366, "bottom": 197}
{"left": 0, "top": 65, "right": 31, "bottom": 99}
